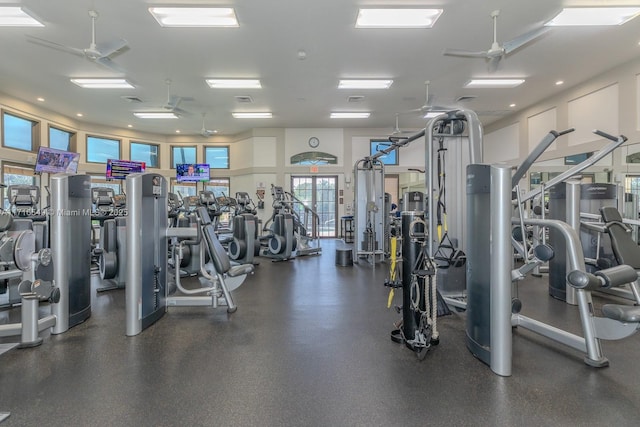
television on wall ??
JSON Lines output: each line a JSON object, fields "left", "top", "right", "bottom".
{"left": 370, "top": 140, "right": 398, "bottom": 165}
{"left": 176, "top": 163, "right": 210, "bottom": 183}
{"left": 106, "top": 159, "right": 146, "bottom": 180}
{"left": 35, "top": 146, "right": 80, "bottom": 174}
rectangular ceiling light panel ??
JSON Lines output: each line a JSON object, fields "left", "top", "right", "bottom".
{"left": 464, "top": 79, "right": 525, "bottom": 88}
{"left": 133, "top": 112, "right": 178, "bottom": 119}
{"left": 338, "top": 79, "right": 393, "bottom": 89}
{"left": 356, "top": 8, "right": 443, "bottom": 28}
{"left": 70, "top": 78, "right": 134, "bottom": 89}
{"left": 232, "top": 112, "right": 272, "bottom": 119}
{"left": 330, "top": 112, "right": 371, "bottom": 119}
{"left": 206, "top": 79, "right": 262, "bottom": 89}
{"left": 149, "top": 7, "right": 239, "bottom": 27}
{"left": 0, "top": 7, "right": 44, "bottom": 26}
{"left": 545, "top": 7, "right": 640, "bottom": 26}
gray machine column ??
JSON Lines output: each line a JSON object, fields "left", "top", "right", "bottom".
{"left": 50, "top": 174, "right": 91, "bottom": 334}
{"left": 126, "top": 173, "right": 168, "bottom": 336}
{"left": 465, "top": 164, "right": 492, "bottom": 365}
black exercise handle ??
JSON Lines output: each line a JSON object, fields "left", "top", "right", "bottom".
{"left": 556, "top": 128, "right": 575, "bottom": 136}
{"left": 593, "top": 129, "right": 627, "bottom": 143}
{"left": 567, "top": 270, "right": 602, "bottom": 290}
{"left": 568, "top": 265, "right": 637, "bottom": 290}
{"left": 595, "top": 265, "right": 638, "bottom": 289}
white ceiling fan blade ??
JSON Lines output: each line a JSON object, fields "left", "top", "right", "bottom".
{"left": 95, "top": 38, "right": 129, "bottom": 58}
{"left": 502, "top": 26, "right": 549, "bottom": 54}
{"left": 94, "top": 57, "right": 126, "bottom": 74}
{"left": 26, "top": 35, "right": 85, "bottom": 57}
{"left": 442, "top": 48, "right": 488, "bottom": 58}
{"left": 487, "top": 56, "right": 502, "bottom": 73}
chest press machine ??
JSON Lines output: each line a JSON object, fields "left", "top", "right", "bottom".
{"left": 125, "top": 173, "right": 254, "bottom": 337}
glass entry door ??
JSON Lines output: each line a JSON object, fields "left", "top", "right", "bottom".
{"left": 291, "top": 176, "right": 337, "bottom": 238}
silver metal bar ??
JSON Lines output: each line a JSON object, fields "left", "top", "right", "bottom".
{"left": 522, "top": 132, "right": 627, "bottom": 202}
{"left": 511, "top": 129, "right": 573, "bottom": 189}
{"left": 442, "top": 296, "right": 467, "bottom": 310}
{"left": 166, "top": 296, "right": 214, "bottom": 307}
{"left": 516, "top": 218, "right": 607, "bottom": 365}
{"left": 490, "top": 165, "right": 513, "bottom": 377}
{"left": 566, "top": 181, "right": 581, "bottom": 305}
{"left": 50, "top": 175, "right": 68, "bottom": 334}
{"left": 513, "top": 314, "right": 587, "bottom": 352}
{"left": 125, "top": 174, "right": 143, "bottom": 337}
{"left": 0, "top": 270, "right": 23, "bottom": 281}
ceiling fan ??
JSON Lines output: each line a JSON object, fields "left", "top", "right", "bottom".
{"left": 135, "top": 79, "right": 192, "bottom": 116}
{"left": 26, "top": 10, "right": 128, "bottom": 74}
{"left": 200, "top": 113, "right": 217, "bottom": 137}
{"left": 442, "top": 10, "right": 548, "bottom": 72}
{"left": 389, "top": 113, "right": 415, "bottom": 138}
{"left": 402, "top": 81, "right": 455, "bottom": 117}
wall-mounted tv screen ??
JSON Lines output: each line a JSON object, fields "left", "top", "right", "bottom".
{"left": 106, "top": 159, "right": 146, "bottom": 180}
{"left": 176, "top": 163, "right": 210, "bottom": 183}
{"left": 370, "top": 140, "right": 398, "bottom": 165}
{"left": 35, "top": 146, "right": 80, "bottom": 174}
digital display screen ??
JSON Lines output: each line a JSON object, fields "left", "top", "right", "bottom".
{"left": 106, "top": 159, "right": 146, "bottom": 180}
{"left": 176, "top": 163, "right": 210, "bottom": 182}
{"left": 35, "top": 146, "right": 80, "bottom": 174}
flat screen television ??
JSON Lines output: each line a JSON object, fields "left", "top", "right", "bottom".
{"left": 176, "top": 163, "right": 210, "bottom": 183}
{"left": 106, "top": 159, "right": 146, "bottom": 180}
{"left": 35, "top": 146, "right": 80, "bottom": 174}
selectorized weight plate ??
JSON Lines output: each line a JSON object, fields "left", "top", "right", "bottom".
{"left": 14, "top": 230, "right": 36, "bottom": 271}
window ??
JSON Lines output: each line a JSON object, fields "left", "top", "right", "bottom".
{"left": 370, "top": 139, "right": 398, "bottom": 165}
{"left": 205, "top": 177, "right": 230, "bottom": 197}
{"left": 2, "top": 111, "right": 39, "bottom": 152}
{"left": 49, "top": 126, "right": 75, "bottom": 151}
{"left": 90, "top": 177, "right": 121, "bottom": 195}
{"left": 291, "top": 151, "right": 337, "bottom": 165}
{"left": 2, "top": 163, "right": 38, "bottom": 210}
{"left": 87, "top": 136, "right": 120, "bottom": 163}
{"left": 171, "top": 180, "right": 197, "bottom": 198}
{"left": 171, "top": 146, "right": 196, "bottom": 169}
{"left": 205, "top": 146, "right": 230, "bottom": 169}
{"left": 130, "top": 141, "right": 159, "bottom": 168}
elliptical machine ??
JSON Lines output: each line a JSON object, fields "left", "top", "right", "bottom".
{"left": 91, "top": 187, "right": 127, "bottom": 292}
{"left": 228, "top": 192, "right": 259, "bottom": 264}
{"left": 260, "top": 185, "right": 295, "bottom": 261}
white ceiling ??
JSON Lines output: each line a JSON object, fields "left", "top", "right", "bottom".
{"left": 1, "top": 0, "right": 640, "bottom": 138}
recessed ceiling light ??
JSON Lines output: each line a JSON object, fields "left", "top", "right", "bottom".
{"left": 175, "top": 130, "right": 181, "bottom": 133}
{"left": 206, "top": 79, "right": 262, "bottom": 89}
{"left": 464, "top": 79, "right": 525, "bottom": 88}
{"left": 338, "top": 79, "right": 393, "bottom": 89}
{"left": 70, "top": 78, "right": 135, "bottom": 89}
{"left": 232, "top": 112, "right": 272, "bottom": 119}
{"left": 36, "top": 97, "right": 45, "bottom": 102}
{"left": 0, "top": 7, "right": 44, "bottom": 26}
{"left": 356, "top": 8, "right": 443, "bottom": 28}
{"left": 509, "top": 103, "right": 516, "bottom": 108}
{"left": 149, "top": 7, "right": 239, "bottom": 27}
{"left": 424, "top": 112, "right": 445, "bottom": 119}
{"left": 330, "top": 112, "right": 371, "bottom": 119}
{"left": 76, "top": 113, "right": 83, "bottom": 117}
{"left": 127, "top": 124, "right": 133, "bottom": 128}
{"left": 545, "top": 7, "right": 640, "bottom": 26}
{"left": 555, "top": 80, "right": 564, "bottom": 85}
{"left": 133, "top": 112, "right": 179, "bottom": 119}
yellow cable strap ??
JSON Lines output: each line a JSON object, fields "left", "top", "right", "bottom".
{"left": 389, "top": 237, "right": 397, "bottom": 279}
{"left": 387, "top": 288, "right": 395, "bottom": 309}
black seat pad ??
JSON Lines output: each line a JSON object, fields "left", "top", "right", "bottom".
{"left": 601, "top": 304, "right": 640, "bottom": 323}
